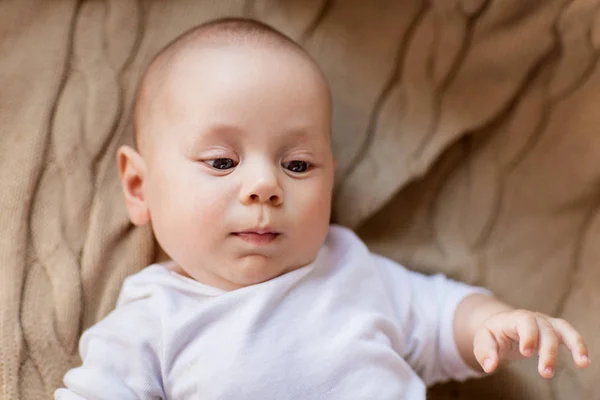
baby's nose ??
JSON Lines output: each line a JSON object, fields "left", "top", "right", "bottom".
{"left": 240, "top": 173, "right": 284, "bottom": 206}
{"left": 247, "top": 192, "right": 282, "bottom": 206}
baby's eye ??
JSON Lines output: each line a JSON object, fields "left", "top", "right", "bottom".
{"left": 206, "top": 158, "right": 237, "bottom": 170}
{"left": 282, "top": 160, "right": 310, "bottom": 173}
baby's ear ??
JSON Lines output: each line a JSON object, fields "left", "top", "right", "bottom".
{"left": 117, "top": 145, "right": 150, "bottom": 226}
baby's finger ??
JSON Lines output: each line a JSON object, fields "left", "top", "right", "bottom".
{"left": 515, "top": 312, "right": 539, "bottom": 357}
{"left": 550, "top": 318, "right": 591, "bottom": 368}
{"left": 473, "top": 328, "right": 499, "bottom": 373}
{"left": 537, "top": 317, "right": 560, "bottom": 378}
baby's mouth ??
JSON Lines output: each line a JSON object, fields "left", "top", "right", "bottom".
{"left": 233, "top": 231, "right": 280, "bottom": 245}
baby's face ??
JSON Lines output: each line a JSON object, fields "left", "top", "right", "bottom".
{"left": 141, "top": 45, "right": 334, "bottom": 290}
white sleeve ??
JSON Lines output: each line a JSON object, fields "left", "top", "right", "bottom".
{"left": 373, "top": 254, "right": 491, "bottom": 386}
{"left": 54, "top": 299, "right": 165, "bottom": 400}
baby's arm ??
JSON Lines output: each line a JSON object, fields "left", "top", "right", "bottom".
{"left": 453, "top": 293, "right": 590, "bottom": 378}
{"left": 54, "top": 299, "right": 165, "bottom": 399}
{"left": 373, "top": 254, "right": 491, "bottom": 385}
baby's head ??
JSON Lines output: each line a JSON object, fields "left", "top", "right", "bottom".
{"left": 118, "top": 18, "right": 334, "bottom": 290}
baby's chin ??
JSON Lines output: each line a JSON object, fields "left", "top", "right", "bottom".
{"left": 227, "top": 256, "right": 301, "bottom": 286}
{"left": 170, "top": 254, "right": 317, "bottom": 291}
{"left": 218, "top": 253, "right": 319, "bottom": 290}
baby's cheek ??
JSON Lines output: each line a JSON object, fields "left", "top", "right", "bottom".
{"left": 191, "top": 192, "right": 228, "bottom": 224}
{"left": 307, "top": 195, "right": 331, "bottom": 221}
{"left": 295, "top": 185, "right": 331, "bottom": 232}
{"left": 307, "top": 180, "right": 332, "bottom": 213}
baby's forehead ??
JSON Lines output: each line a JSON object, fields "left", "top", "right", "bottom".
{"left": 134, "top": 19, "right": 330, "bottom": 153}
{"left": 147, "top": 21, "right": 308, "bottom": 86}
{"left": 141, "top": 41, "right": 318, "bottom": 114}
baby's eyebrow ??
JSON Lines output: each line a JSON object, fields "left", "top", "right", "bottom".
{"left": 182, "top": 123, "right": 328, "bottom": 154}
{"left": 200, "top": 123, "right": 245, "bottom": 138}
{"left": 193, "top": 123, "right": 244, "bottom": 144}
{"left": 199, "top": 124, "right": 320, "bottom": 142}
{"left": 179, "top": 124, "right": 241, "bottom": 154}
{"left": 283, "top": 128, "right": 312, "bottom": 141}
{"left": 281, "top": 127, "right": 332, "bottom": 148}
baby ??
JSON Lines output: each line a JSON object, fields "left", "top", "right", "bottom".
{"left": 55, "top": 18, "right": 590, "bottom": 399}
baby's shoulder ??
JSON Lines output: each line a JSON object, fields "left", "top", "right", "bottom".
{"left": 81, "top": 265, "right": 202, "bottom": 346}
{"left": 117, "top": 264, "right": 176, "bottom": 306}
{"left": 117, "top": 263, "right": 218, "bottom": 309}
{"left": 325, "top": 224, "right": 371, "bottom": 260}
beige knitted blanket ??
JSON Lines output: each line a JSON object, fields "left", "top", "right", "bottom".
{"left": 1, "top": 1, "right": 598, "bottom": 399}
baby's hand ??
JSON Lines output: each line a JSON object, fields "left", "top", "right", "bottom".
{"left": 473, "top": 309, "right": 590, "bottom": 378}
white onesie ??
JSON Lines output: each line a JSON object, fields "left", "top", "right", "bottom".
{"left": 56, "top": 225, "right": 487, "bottom": 399}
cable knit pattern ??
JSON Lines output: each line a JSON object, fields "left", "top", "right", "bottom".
{"left": 0, "top": 1, "right": 598, "bottom": 398}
